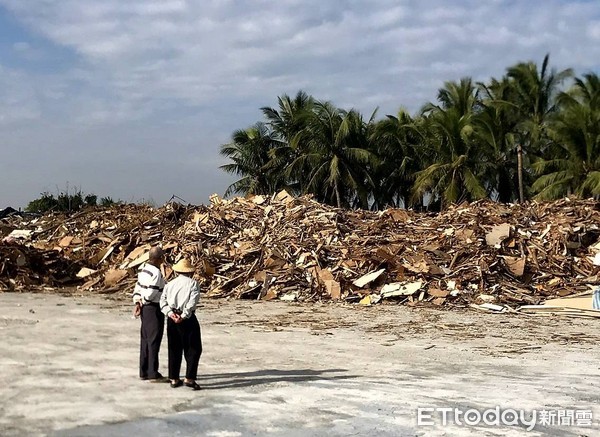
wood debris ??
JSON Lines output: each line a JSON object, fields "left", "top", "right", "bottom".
{"left": 2, "top": 194, "right": 600, "bottom": 309}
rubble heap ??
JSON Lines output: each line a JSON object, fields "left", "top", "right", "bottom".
{"left": 0, "top": 244, "right": 82, "bottom": 289}
{"left": 2, "top": 192, "right": 600, "bottom": 307}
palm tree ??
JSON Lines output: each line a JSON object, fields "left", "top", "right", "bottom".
{"left": 475, "top": 77, "right": 521, "bottom": 203}
{"left": 261, "top": 91, "right": 314, "bottom": 141}
{"left": 436, "top": 77, "right": 481, "bottom": 113}
{"left": 412, "top": 78, "right": 490, "bottom": 209}
{"left": 506, "top": 54, "right": 573, "bottom": 202}
{"left": 261, "top": 91, "right": 315, "bottom": 194}
{"left": 532, "top": 73, "right": 600, "bottom": 199}
{"left": 371, "top": 110, "right": 423, "bottom": 208}
{"left": 286, "top": 102, "right": 379, "bottom": 208}
{"left": 219, "top": 122, "right": 284, "bottom": 196}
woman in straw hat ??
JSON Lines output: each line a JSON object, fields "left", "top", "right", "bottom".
{"left": 159, "top": 258, "right": 202, "bottom": 390}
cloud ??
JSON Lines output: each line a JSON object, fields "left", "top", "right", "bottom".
{"left": 3, "top": 0, "right": 599, "bottom": 115}
{"left": 0, "top": 64, "right": 40, "bottom": 123}
{"left": 0, "top": 0, "right": 599, "bottom": 206}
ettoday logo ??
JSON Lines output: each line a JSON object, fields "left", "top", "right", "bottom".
{"left": 417, "top": 407, "right": 594, "bottom": 431}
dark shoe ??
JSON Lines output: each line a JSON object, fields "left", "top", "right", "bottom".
{"left": 170, "top": 380, "right": 183, "bottom": 388}
{"left": 184, "top": 381, "right": 201, "bottom": 390}
{"left": 140, "top": 376, "right": 148, "bottom": 381}
{"left": 148, "top": 373, "right": 168, "bottom": 383}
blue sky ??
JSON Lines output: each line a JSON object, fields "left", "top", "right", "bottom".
{"left": 1, "top": 0, "right": 600, "bottom": 207}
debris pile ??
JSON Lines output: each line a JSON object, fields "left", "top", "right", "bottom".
{"left": 0, "top": 243, "right": 82, "bottom": 290}
{"left": 0, "top": 203, "right": 187, "bottom": 292}
{"left": 2, "top": 193, "right": 600, "bottom": 308}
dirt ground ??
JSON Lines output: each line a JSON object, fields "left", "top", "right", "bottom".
{"left": 0, "top": 292, "right": 598, "bottom": 437}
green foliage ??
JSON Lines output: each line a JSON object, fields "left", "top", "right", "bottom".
{"left": 532, "top": 73, "right": 600, "bottom": 199}
{"left": 220, "top": 55, "right": 600, "bottom": 210}
{"left": 26, "top": 189, "right": 120, "bottom": 213}
{"left": 220, "top": 122, "right": 285, "bottom": 197}
{"left": 25, "top": 192, "right": 58, "bottom": 213}
{"left": 100, "top": 196, "right": 119, "bottom": 207}
{"left": 84, "top": 194, "right": 98, "bottom": 207}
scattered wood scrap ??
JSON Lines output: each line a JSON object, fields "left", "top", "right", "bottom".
{"left": 518, "top": 293, "right": 600, "bottom": 318}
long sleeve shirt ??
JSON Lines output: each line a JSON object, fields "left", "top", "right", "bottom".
{"left": 160, "top": 275, "right": 200, "bottom": 319}
{"left": 132, "top": 263, "right": 165, "bottom": 304}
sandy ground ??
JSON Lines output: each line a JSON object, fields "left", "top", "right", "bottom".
{"left": 0, "top": 292, "right": 599, "bottom": 437}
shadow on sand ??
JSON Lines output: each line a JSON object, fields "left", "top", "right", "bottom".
{"left": 196, "top": 368, "right": 358, "bottom": 390}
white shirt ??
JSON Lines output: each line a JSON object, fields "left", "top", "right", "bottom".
{"left": 160, "top": 275, "right": 200, "bottom": 319}
{"left": 132, "top": 263, "right": 165, "bottom": 304}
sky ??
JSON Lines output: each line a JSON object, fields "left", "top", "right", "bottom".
{"left": 1, "top": 0, "right": 600, "bottom": 208}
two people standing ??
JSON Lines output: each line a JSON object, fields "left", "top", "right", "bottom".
{"left": 133, "top": 247, "right": 202, "bottom": 390}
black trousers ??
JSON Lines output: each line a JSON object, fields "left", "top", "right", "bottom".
{"left": 167, "top": 313, "right": 202, "bottom": 380}
{"left": 139, "top": 303, "right": 164, "bottom": 379}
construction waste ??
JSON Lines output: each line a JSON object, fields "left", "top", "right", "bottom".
{"left": 2, "top": 192, "right": 600, "bottom": 309}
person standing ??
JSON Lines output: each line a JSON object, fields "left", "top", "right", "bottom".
{"left": 132, "top": 246, "right": 167, "bottom": 382}
{"left": 160, "top": 258, "right": 202, "bottom": 390}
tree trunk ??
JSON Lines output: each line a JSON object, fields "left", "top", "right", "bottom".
{"left": 517, "top": 144, "right": 525, "bottom": 203}
{"left": 335, "top": 182, "right": 342, "bottom": 208}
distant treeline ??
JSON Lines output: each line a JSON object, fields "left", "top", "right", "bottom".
{"left": 220, "top": 55, "right": 600, "bottom": 210}
{"left": 26, "top": 189, "right": 120, "bottom": 213}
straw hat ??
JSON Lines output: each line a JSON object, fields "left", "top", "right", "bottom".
{"left": 172, "top": 258, "right": 195, "bottom": 273}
